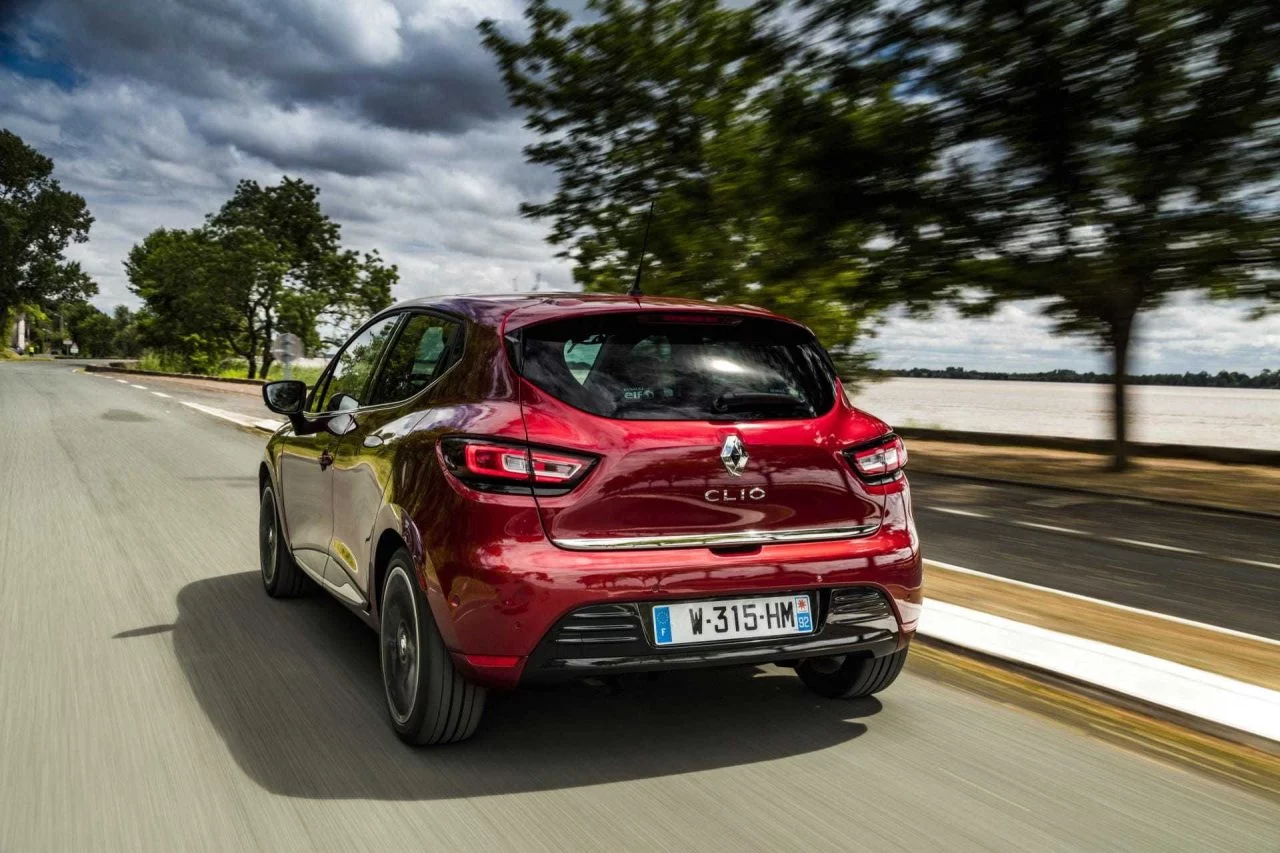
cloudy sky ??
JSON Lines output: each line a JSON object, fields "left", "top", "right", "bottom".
{"left": 2, "top": 0, "right": 1276, "bottom": 373}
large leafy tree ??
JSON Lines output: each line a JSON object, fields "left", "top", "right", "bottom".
{"left": 57, "top": 300, "right": 115, "bottom": 357}
{"left": 128, "top": 178, "right": 397, "bottom": 377}
{"left": 109, "top": 305, "right": 144, "bottom": 358}
{"left": 0, "top": 129, "right": 96, "bottom": 330}
{"left": 207, "top": 178, "right": 397, "bottom": 375}
{"left": 480, "top": 0, "right": 933, "bottom": 353}
{"left": 126, "top": 228, "right": 239, "bottom": 372}
{"left": 826, "top": 0, "right": 1280, "bottom": 468}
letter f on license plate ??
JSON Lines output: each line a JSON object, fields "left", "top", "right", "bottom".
{"left": 652, "top": 594, "right": 814, "bottom": 646}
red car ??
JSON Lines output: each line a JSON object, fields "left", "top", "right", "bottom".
{"left": 259, "top": 294, "right": 921, "bottom": 744}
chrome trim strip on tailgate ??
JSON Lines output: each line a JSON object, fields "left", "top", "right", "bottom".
{"left": 552, "top": 522, "right": 880, "bottom": 551}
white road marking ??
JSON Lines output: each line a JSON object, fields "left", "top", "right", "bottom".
{"left": 1226, "top": 557, "right": 1280, "bottom": 571}
{"left": 919, "top": 598, "right": 1280, "bottom": 742}
{"left": 151, "top": 392, "right": 172, "bottom": 399}
{"left": 1013, "top": 520, "right": 1086, "bottom": 536}
{"left": 129, "top": 384, "right": 147, "bottom": 390}
{"left": 180, "top": 401, "right": 282, "bottom": 435}
{"left": 115, "top": 379, "right": 129, "bottom": 384}
{"left": 925, "top": 558, "right": 1280, "bottom": 647}
{"left": 929, "top": 507, "right": 991, "bottom": 519}
{"left": 925, "top": 505, "right": 1263, "bottom": 568}
{"left": 1109, "top": 537, "right": 1201, "bottom": 555}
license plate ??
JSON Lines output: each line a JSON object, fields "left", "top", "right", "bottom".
{"left": 652, "top": 594, "right": 814, "bottom": 646}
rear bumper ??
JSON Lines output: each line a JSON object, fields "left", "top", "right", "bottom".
{"left": 518, "top": 587, "right": 902, "bottom": 684}
{"left": 432, "top": 490, "right": 921, "bottom": 689}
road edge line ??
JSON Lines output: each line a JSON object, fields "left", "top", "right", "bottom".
{"left": 180, "top": 401, "right": 281, "bottom": 435}
{"left": 925, "top": 558, "right": 1280, "bottom": 647}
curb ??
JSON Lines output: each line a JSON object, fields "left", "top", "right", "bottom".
{"left": 86, "top": 364, "right": 272, "bottom": 387}
{"left": 917, "top": 597, "right": 1280, "bottom": 746}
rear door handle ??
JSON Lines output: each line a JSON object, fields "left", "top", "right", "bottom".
{"left": 319, "top": 450, "right": 334, "bottom": 470}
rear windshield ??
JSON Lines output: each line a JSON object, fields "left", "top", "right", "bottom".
{"left": 518, "top": 313, "right": 837, "bottom": 421}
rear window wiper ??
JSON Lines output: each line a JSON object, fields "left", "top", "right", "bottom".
{"left": 711, "top": 391, "right": 809, "bottom": 416}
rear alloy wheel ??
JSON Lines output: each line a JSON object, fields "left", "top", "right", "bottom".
{"left": 797, "top": 647, "right": 908, "bottom": 699}
{"left": 259, "top": 485, "right": 306, "bottom": 598}
{"left": 380, "top": 551, "right": 486, "bottom": 745}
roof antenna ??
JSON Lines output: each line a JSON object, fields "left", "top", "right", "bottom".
{"left": 628, "top": 200, "right": 655, "bottom": 298}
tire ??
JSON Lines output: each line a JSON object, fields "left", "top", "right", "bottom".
{"left": 259, "top": 485, "right": 307, "bottom": 598}
{"left": 797, "top": 647, "right": 908, "bottom": 699}
{"left": 380, "top": 551, "right": 486, "bottom": 745}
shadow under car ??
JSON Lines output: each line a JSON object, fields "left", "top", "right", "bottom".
{"left": 156, "top": 571, "right": 881, "bottom": 801}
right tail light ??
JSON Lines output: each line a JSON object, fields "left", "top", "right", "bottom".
{"left": 844, "top": 433, "right": 908, "bottom": 485}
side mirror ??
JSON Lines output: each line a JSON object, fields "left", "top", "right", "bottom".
{"left": 263, "top": 380, "right": 307, "bottom": 416}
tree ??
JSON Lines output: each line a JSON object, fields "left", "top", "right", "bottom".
{"left": 0, "top": 129, "right": 96, "bottom": 329}
{"left": 127, "top": 178, "right": 397, "bottom": 377}
{"left": 61, "top": 300, "right": 115, "bottom": 357}
{"left": 843, "top": 0, "right": 1280, "bottom": 469}
{"left": 481, "top": 0, "right": 944, "bottom": 362}
{"left": 206, "top": 178, "right": 396, "bottom": 376}
{"left": 110, "top": 305, "right": 144, "bottom": 358}
{"left": 479, "top": 0, "right": 820, "bottom": 348}
{"left": 126, "top": 228, "right": 237, "bottom": 373}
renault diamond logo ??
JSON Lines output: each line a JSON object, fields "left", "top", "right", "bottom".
{"left": 720, "top": 434, "right": 749, "bottom": 477}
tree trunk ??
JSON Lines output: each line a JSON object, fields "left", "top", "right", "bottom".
{"left": 246, "top": 354, "right": 257, "bottom": 378}
{"left": 259, "top": 315, "right": 274, "bottom": 379}
{"left": 1108, "top": 319, "right": 1132, "bottom": 472}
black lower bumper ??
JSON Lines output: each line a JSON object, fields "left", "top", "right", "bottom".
{"left": 521, "top": 586, "right": 901, "bottom": 684}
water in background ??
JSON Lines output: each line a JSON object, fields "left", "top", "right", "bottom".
{"left": 851, "top": 378, "right": 1280, "bottom": 451}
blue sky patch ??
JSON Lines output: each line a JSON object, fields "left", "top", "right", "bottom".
{"left": 1, "top": 32, "right": 78, "bottom": 89}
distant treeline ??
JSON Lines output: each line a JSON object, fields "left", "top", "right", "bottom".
{"left": 878, "top": 367, "right": 1280, "bottom": 389}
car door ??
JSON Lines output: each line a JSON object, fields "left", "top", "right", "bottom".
{"left": 277, "top": 314, "right": 400, "bottom": 584}
{"left": 329, "top": 311, "right": 465, "bottom": 605}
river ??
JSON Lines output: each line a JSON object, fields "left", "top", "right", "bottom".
{"left": 849, "top": 378, "right": 1280, "bottom": 451}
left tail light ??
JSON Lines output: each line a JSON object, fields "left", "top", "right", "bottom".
{"left": 844, "top": 433, "right": 908, "bottom": 485}
{"left": 439, "top": 436, "right": 597, "bottom": 495}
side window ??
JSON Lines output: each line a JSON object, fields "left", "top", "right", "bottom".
{"left": 367, "top": 313, "right": 462, "bottom": 406}
{"left": 313, "top": 316, "right": 399, "bottom": 412}
{"left": 564, "top": 336, "right": 604, "bottom": 384}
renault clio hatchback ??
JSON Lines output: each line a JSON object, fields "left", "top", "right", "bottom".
{"left": 259, "top": 294, "right": 922, "bottom": 744}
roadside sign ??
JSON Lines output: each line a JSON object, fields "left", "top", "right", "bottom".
{"left": 272, "top": 333, "right": 302, "bottom": 361}
{"left": 272, "top": 332, "right": 302, "bottom": 380}
{"left": 69, "top": 344, "right": 79, "bottom": 355}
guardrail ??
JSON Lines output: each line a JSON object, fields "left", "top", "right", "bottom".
{"left": 895, "top": 427, "right": 1280, "bottom": 467}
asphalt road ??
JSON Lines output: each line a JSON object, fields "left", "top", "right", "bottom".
{"left": 911, "top": 474, "right": 1280, "bottom": 639}
{"left": 2, "top": 360, "right": 1276, "bottom": 852}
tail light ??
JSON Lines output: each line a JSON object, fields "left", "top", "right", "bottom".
{"left": 844, "top": 433, "right": 908, "bottom": 484}
{"left": 439, "top": 436, "right": 597, "bottom": 495}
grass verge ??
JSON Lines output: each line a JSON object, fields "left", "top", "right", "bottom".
{"left": 135, "top": 353, "right": 324, "bottom": 387}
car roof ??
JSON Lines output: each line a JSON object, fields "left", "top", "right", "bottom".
{"left": 382, "top": 292, "right": 806, "bottom": 333}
